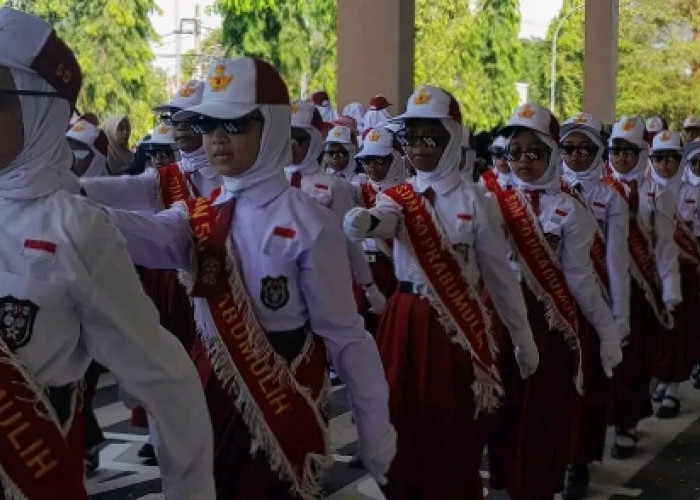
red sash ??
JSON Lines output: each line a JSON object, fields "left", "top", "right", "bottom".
{"left": 156, "top": 164, "right": 191, "bottom": 208}
{"left": 559, "top": 180, "right": 610, "bottom": 299}
{"left": 602, "top": 177, "right": 673, "bottom": 328}
{"left": 383, "top": 183, "right": 502, "bottom": 413}
{"left": 0, "top": 341, "right": 86, "bottom": 499}
{"left": 480, "top": 169, "right": 499, "bottom": 193}
{"left": 183, "top": 197, "right": 329, "bottom": 498}
{"left": 491, "top": 185, "right": 582, "bottom": 388}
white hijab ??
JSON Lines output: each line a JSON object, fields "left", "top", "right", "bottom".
{"left": 561, "top": 126, "right": 605, "bottom": 190}
{"left": 179, "top": 145, "right": 212, "bottom": 174}
{"left": 81, "top": 145, "right": 108, "bottom": 178}
{"left": 682, "top": 144, "right": 700, "bottom": 187}
{"left": 284, "top": 124, "right": 324, "bottom": 177}
{"left": 342, "top": 102, "right": 365, "bottom": 132}
{"left": 413, "top": 118, "right": 462, "bottom": 193}
{"left": 0, "top": 68, "right": 74, "bottom": 199}
{"left": 650, "top": 147, "right": 685, "bottom": 195}
{"left": 363, "top": 108, "right": 392, "bottom": 131}
{"left": 221, "top": 105, "right": 292, "bottom": 196}
{"left": 509, "top": 129, "right": 563, "bottom": 192}
{"left": 370, "top": 150, "right": 408, "bottom": 191}
{"left": 609, "top": 136, "right": 650, "bottom": 185}
{"left": 325, "top": 142, "right": 357, "bottom": 179}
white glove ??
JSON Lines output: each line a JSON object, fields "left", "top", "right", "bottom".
{"left": 364, "top": 283, "right": 386, "bottom": 314}
{"left": 600, "top": 340, "right": 623, "bottom": 378}
{"left": 360, "top": 425, "right": 397, "bottom": 486}
{"left": 514, "top": 340, "right": 539, "bottom": 379}
{"left": 615, "top": 317, "right": 631, "bottom": 343}
{"left": 664, "top": 300, "right": 678, "bottom": 314}
{"left": 343, "top": 207, "right": 372, "bottom": 241}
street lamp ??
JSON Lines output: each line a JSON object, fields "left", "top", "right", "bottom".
{"left": 550, "top": 3, "right": 585, "bottom": 112}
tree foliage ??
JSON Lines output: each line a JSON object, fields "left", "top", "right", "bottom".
{"left": 215, "top": 0, "right": 336, "bottom": 100}
{"left": 1, "top": 0, "right": 166, "bottom": 142}
{"left": 520, "top": 0, "right": 700, "bottom": 128}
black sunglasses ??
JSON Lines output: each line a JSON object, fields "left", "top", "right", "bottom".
{"left": 324, "top": 150, "right": 349, "bottom": 158}
{"left": 560, "top": 144, "right": 598, "bottom": 157}
{"left": 651, "top": 153, "right": 681, "bottom": 163}
{"left": 689, "top": 158, "right": 700, "bottom": 167}
{"left": 399, "top": 133, "right": 451, "bottom": 149}
{"left": 189, "top": 116, "right": 262, "bottom": 135}
{"left": 607, "top": 146, "right": 641, "bottom": 157}
{"left": 358, "top": 155, "right": 393, "bottom": 167}
{"left": 144, "top": 149, "right": 174, "bottom": 159}
{"left": 504, "top": 146, "right": 550, "bottom": 162}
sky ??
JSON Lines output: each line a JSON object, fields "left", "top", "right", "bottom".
{"left": 151, "top": 0, "right": 563, "bottom": 76}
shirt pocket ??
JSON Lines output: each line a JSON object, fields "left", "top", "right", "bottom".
{"left": 309, "top": 183, "right": 332, "bottom": 207}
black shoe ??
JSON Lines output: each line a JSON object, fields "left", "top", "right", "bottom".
{"left": 84, "top": 446, "right": 100, "bottom": 474}
{"left": 562, "top": 464, "right": 590, "bottom": 500}
{"left": 138, "top": 443, "right": 156, "bottom": 459}
{"left": 611, "top": 428, "right": 637, "bottom": 459}
{"left": 656, "top": 396, "right": 681, "bottom": 419}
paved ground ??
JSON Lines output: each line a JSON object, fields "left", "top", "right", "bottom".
{"left": 87, "top": 374, "right": 700, "bottom": 499}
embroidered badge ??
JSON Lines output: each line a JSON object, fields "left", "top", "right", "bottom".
{"left": 0, "top": 296, "right": 38, "bottom": 351}
{"left": 518, "top": 103, "right": 536, "bottom": 119}
{"left": 412, "top": 87, "right": 431, "bottom": 106}
{"left": 260, "top": 276, "right": 289, "bottom": 310}
{"left": 208, "top": 64, "right": 233, "bottom": 92}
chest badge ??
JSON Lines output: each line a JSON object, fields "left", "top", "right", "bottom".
{"left": 0, "top": 296, "right": 39, "bottom": 351}
{"left": 260, "top": 276, "right": 290, "bottom": 310}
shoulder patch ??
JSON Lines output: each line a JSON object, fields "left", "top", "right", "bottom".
{"left": 592, "top": 201, "right": 606, "bottom": 209}
{"left": 314, "top": 184, "right": 329, "bottom": 191}
{"left": 273, "top": 227, "right": 296, "bottom": 239}
{"left": 554, "top": 208, "right": 568, "bottom": 217}
{"left": 23, "top": 239, "right": 57, "bottom": 254}
{"left": 0, "top": 296, "right": 38, "bottom": 351}
{"left": 260, "top": 276, "right": 289, "bottom": 310}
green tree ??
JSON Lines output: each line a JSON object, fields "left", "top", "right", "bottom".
{"left": 215, "top": 0, "right": 336, "bottom": 101}
{"left": 181, "top": 28, "right": 226, "bottom": 82}
{"left": 2, "top": 0, "right": 166, "bottom": 141}
{"left": 473, "top": 0, "right": 522, "bottom": 129}
{"left": 414, "top": 0, "right": 482, "bottom": 128}
{"left": 518, "top": 38, "right": 549, "bottom": 105}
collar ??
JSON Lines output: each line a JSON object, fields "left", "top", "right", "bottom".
{"left": 418, "top": 169, "right": 461, "bottom": 195}
{"left": 215, "top": 171, "right": 288, "bottom": 208}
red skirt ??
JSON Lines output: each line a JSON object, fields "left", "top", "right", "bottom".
{"left": 488, "top": 287, "right": 578, "bottom": 500}
{"left": 568, "top": 314, "right": 609, "bottom": 465}
{"left": 377, "top": 291, "right": 487, "bottom": 500}
{"left": 648, "top": 259, "right": 700, "bottom": 382}
{"left": 608, "top": 281, "right": 655, "bottom": 429}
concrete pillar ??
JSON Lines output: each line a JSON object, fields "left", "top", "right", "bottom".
{"left": 583, "top": 0, "right": 618, "bottom": 123}
{"left": 336, "top": 0, "right": 415, "bottom": 118}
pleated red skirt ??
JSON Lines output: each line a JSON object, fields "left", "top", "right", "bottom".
{"left": 377, "top": 291, "right": 487, "bottom": 500}
{"left": 648, "top": 259, "right": 700, "bottom": 383}
{"left": 568, "top": 314, "right": 609, "bottom": 465}
{"left": 608, "top": 282, "right": 656, "bottom": 430}
{"left": 488, "top": 287, "right": 578, "bottom": 500}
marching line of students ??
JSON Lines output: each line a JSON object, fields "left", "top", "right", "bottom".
{"left": 4, "top": 6, "right": 700, "bottom": 500}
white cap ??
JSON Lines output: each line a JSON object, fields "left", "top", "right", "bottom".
{"left": 645, "top": 116, "right": 665, "bottom": 133}
{"left": 651, "top": 130, "right": 683, "bottom": 153}
{"left": 143, "top": 122, "right": 176, "bottom": 146}
{"left": 561, "top": 112, "right": 602, "bottom": 137}
{"left": 66, "top": 119, "right": 99, "bottom": 147}
{"left": 173, "top": 57, "right": 289, "bottom": 121}
{"left": 491, "top": 136, "right": 507, "bottom": 150}
{"left": 153, "top": 80, "right": 205, "bottom": 113}
{"left": 610, "top": 116, "right": 645, "bottom": 147}
{"left": 392, "top": 85, "right": 462, "bottom": 122}
{"left": 500, "top": 103, "right": 559, "bottom": 141}
{"left": 684, "top": 116, "right": 700, "bottom": 129}
{"left": 291, "top": 99, "right": 325, "bottom": 132}
{"left": 326, "top": 125, "right": 356, "bottom": 146}
{"left": 356, "top": 127, "right": 395, "bottom": 158}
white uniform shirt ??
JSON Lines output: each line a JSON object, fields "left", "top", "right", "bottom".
{"left": 677, "top": 182, "right": 700, "bottom": 236}
{"left": 636, "top": 179, "right": 682, "bottom": 304}
{"left": 368, "top": 170, "right": 532, "bottom": 343}
{"left": 81, "top": 163, "right": 222, "bottom": 213}
{"left": 108, "top": 173, "right": 390, "bottom": 442}
{"left": 0, "top": 191, "right": 214, "bottom": 499}
{"left": 286, "top": 169, "right": 373, "bottom": 284}
{"left": 569, "top": 179, "right": 630, "bottom": 324}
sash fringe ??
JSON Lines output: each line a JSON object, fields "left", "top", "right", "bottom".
{"left": 176, "top": 205, "right": 331, "bottom": 499}
{"left": 506, "top": 192, "right": 584, "bottom": 395}
{"left": 400, "top": 194, "right": 502, "bottom": 415}
{"left": 0, "top": 467, "right": 25, "bottom": 500}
